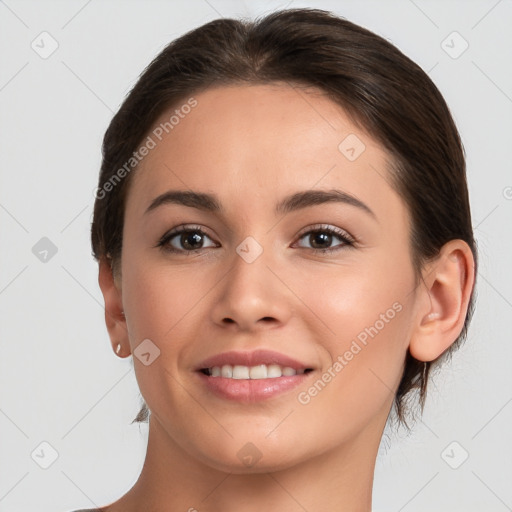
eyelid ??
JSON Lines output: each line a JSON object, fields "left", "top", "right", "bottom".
{"left": 294, "top": 223, "right": 356, "bottom": 244}
{"left": 156, "top": 223, "right": 356, "bottom": 254}
{"left": 155, "top": 224, "right": 218, "bottom": 252}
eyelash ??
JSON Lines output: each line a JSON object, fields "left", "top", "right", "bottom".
{"left": 155, "top": 224, "right": 355, "bottom": 256}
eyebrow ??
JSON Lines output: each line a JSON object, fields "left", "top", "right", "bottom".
{"left": 144, "top": 189, "right": 376, "bottom": 219}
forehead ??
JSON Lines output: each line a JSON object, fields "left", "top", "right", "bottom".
{"left": 126, "top": 83, "right": 400, "bottom": 220}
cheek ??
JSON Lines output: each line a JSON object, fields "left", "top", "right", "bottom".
{"left": 291, "top": 249, "right": 415, "bottom": 418}
{"left": 294, "top": 296, "right": 413, "bottom": 447}
{"left": 120, "top": 260, "right": 206, "bottom": 413}
{"left": 122, "top": 256, "right": 209, "bottom": 343}
{"left": 293, "top": 246, "right": 414, "bottom": 348}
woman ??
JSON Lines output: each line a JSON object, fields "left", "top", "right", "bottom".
{"left": 75, "top": 7, "right": 477, "bottom": 511}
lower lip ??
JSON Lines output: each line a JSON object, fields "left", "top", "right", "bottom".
{"left": 196, "top": 372, "right": 311, "bottom": 402}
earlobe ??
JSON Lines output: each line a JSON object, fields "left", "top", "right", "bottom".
{"left": 409, "top": 240, "right": 475, "bottom": 362}
{"left": 98, "top": 256, "right": 131, "bottom": 357}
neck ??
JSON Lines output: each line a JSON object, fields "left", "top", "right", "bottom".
{"left": 106, "top": 410, "right": 389, "bottom": 512}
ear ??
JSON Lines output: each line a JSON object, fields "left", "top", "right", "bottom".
{"left": 409, "top": 239, "right": 476, "bottom": 362}
{"left": 98, "top": 256, "right": 131, "bottom": 357}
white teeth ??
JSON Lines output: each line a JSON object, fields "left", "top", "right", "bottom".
{"left": 249, "top": 364, "right": 267, "bottom": 379}
{"left": 221, "top": 365, "right": 232, "bottom": 378}
{"left": 207, "top": 364, "right": 305, "bottom": 379}
{"left": 232, "top": 365, "right": 250, "bottom": 379}
{"left": 267, "top": 364, "right": 283, "bottom": 378}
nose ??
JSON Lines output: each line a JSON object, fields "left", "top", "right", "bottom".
{"left": 210, "top": 245, "right": 292, "bottom": 332}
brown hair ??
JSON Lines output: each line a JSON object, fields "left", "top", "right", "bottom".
{"left": 91, "top": 8, "right": 477, "bottom": 429}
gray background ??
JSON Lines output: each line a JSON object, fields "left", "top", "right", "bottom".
{"left": 0, "top": 0, "right": 511, "bottom": 511}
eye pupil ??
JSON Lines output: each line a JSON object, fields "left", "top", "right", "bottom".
{"left": 310, "top": 232, "right": 332, "bottom": 248}
{"left": 182, "top": 231, "right": 203, "bottom": 250}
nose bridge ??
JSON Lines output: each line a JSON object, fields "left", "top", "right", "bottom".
{"left": 210, "top": 236, "right": 290, "bottom": 330}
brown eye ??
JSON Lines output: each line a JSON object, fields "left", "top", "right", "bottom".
{"left": 308, "top": 232, "right": 333, "bottom": 249}
{"left": 180, "top": 231, "right": 205, "bottom": 250}
{"left": 295, "top": 225, "right": 354, "bottom": 253}
{"left": 158, "top": 226, "right": 217, "bottom": 253}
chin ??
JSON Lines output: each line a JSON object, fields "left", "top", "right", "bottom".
{"left": 185, "top": 431, "right": 311, "bottom": 474}
{"left": 201, "top": 449, "right": 306, "bottom": 475}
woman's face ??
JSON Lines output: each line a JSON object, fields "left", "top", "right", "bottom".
{"left": 119, "top": 83, "right": 420, "bottom": 472}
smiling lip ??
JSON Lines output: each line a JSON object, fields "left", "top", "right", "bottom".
{"left": 195, "top": 349, "right": 314, "bottom": 403}
{"left": 196, "top": 349, "right": 311, "bottom": 371}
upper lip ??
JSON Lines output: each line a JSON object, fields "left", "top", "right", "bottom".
{"left": 196, "top": 349, "right": 313, "bottom": 371}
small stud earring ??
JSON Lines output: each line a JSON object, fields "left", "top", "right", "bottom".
{"left": 115, "top": 343, "right": 122, "bottom": 355}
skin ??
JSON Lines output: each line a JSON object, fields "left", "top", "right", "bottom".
{"left": 98, "top": 83, "right": 475, "bottom": 512}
